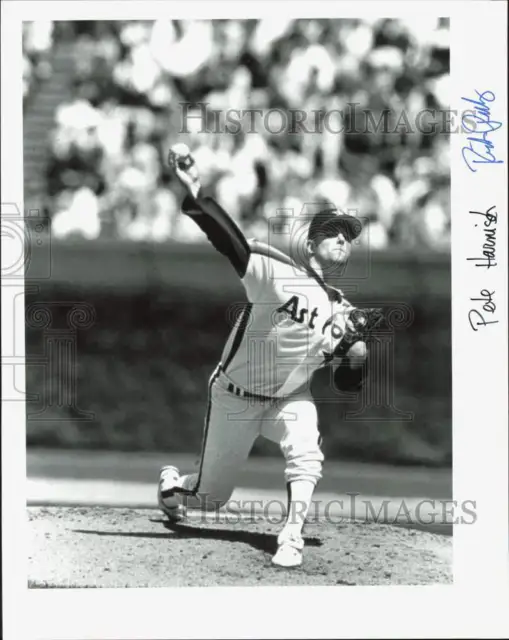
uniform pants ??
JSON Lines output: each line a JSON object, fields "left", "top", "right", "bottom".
{"left": 177, "top": 365, "right": 324, "bottom": 510}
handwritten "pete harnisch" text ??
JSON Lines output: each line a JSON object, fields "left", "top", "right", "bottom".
{"left": 467, "top": 206, "right": 499, "bottom": 332}
{"left": 467, "top": 206, "right": 497, "bottom": 269}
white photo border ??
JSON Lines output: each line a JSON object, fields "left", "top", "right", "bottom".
{"left": 2, "top": 1, "right": 508, "bottom": 639}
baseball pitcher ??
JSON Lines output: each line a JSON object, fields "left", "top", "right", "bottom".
{"left": 158, "top": 144, "right": 383, "bottom": 568}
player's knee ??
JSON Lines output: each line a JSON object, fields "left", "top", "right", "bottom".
{"left": 182, "top": 484, "right": 234, "bottom": 511}
{"left": 280, "top": 429, "right": 322, "bottom": 460}
{"left": 282, "top": 440, "right": 324, "bottom": 485}
{"left": 202, "top": 487, "right": 234, "bottom": 511}
{"left": 284, "top": 456, "right": 323, "bottom": 485}
{"left": 209, "top": 489, "right": 233, "bottom": 510}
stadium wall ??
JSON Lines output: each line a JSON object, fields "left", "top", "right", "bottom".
{"left": 25, "top": 240, "right": 452, "bottom": 467}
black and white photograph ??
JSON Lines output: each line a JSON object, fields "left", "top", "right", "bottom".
{"left": 2, "top": 2, "right": 508, "bottom": 639}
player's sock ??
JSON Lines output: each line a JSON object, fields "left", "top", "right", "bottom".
{"left": 279, "top": 479, "right": 315, "bottom": 541}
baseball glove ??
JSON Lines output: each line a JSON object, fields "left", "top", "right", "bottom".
{"left": 334, "top": 307, "right": 384, "bottom": 358}
{"left": 331, "top": 307, "right": 384, "bottom": 393}
{"left": 348, "top": 307, "right": 384, "bottom": 340}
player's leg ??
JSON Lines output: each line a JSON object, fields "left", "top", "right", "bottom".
{"left": 158, "top": 368, "right": 260, "bottom": 515}
{"left": 260, "top": 391, "right": 323, "bottom": 567}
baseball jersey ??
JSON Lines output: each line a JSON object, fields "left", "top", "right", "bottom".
{"left": 181, "top": 193, "right": 355, "bottom": 398}
{"left": 221, "top": 241, "right": 353, "bottom": 397}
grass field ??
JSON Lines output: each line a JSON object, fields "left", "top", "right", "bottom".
{"left": 28, "top": 506, "right": 452, "bottom": 587}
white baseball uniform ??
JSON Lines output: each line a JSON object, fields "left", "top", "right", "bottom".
{"left": 177, "top": 241, "right": 351, "bottom": 509}
{"left": 168, "top": 195, "right": 358, "bottom": 511}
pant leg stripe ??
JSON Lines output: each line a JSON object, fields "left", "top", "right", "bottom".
{"left": 222, "top": 302, "right": 253, "bottom": 373}
{"left": 193, "top": 364, "right": 222, "bottom": 495}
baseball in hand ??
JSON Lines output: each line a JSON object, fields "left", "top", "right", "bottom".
{"left": 169, "top": 143, "right": 195, "bottom": 170}
{"left": 171, "top": 143, "right": 191, "bottom": 157}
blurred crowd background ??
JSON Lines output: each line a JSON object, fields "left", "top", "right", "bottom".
{"left": 24, "top": 19, "right": 452, "bottom": 465}
{"left": 24, "top": 18, "right": 450, "bottom": 251}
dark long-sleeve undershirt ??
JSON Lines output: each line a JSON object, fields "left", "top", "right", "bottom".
{"left": 182, "top": 193, "right": 251, "bottom": 278}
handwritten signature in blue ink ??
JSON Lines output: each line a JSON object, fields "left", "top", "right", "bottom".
{"left": 461, "top": 91, "right": 503, "bottom": 173}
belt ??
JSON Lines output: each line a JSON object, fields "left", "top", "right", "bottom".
{"left": 226, "top": 382, "right": 275, "bottom": 402}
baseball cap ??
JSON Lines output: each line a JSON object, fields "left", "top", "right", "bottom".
{"left": 307, "top": 208, "right": 363, "bottom": 243}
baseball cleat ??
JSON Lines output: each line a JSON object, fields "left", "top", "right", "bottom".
{"left": 271, "top": 533, "right": 304, "bottom": 568}
{"left": 158, "top": 465, "right": 185, "bottom": 521}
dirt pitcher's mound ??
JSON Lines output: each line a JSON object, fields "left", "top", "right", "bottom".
{"left": 28, "top": 507, "right": 452, "bottom": 587}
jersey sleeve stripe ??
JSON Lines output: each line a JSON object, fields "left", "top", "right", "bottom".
{"left": 222, "top": 302, "right": 253, "bottom": 373}
{"left": 248, "top": 239, "right": 302, "bottom": 270}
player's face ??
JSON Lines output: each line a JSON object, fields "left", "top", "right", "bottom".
{"left": 312, "top": 228, "right": 352, "bottom": 267}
